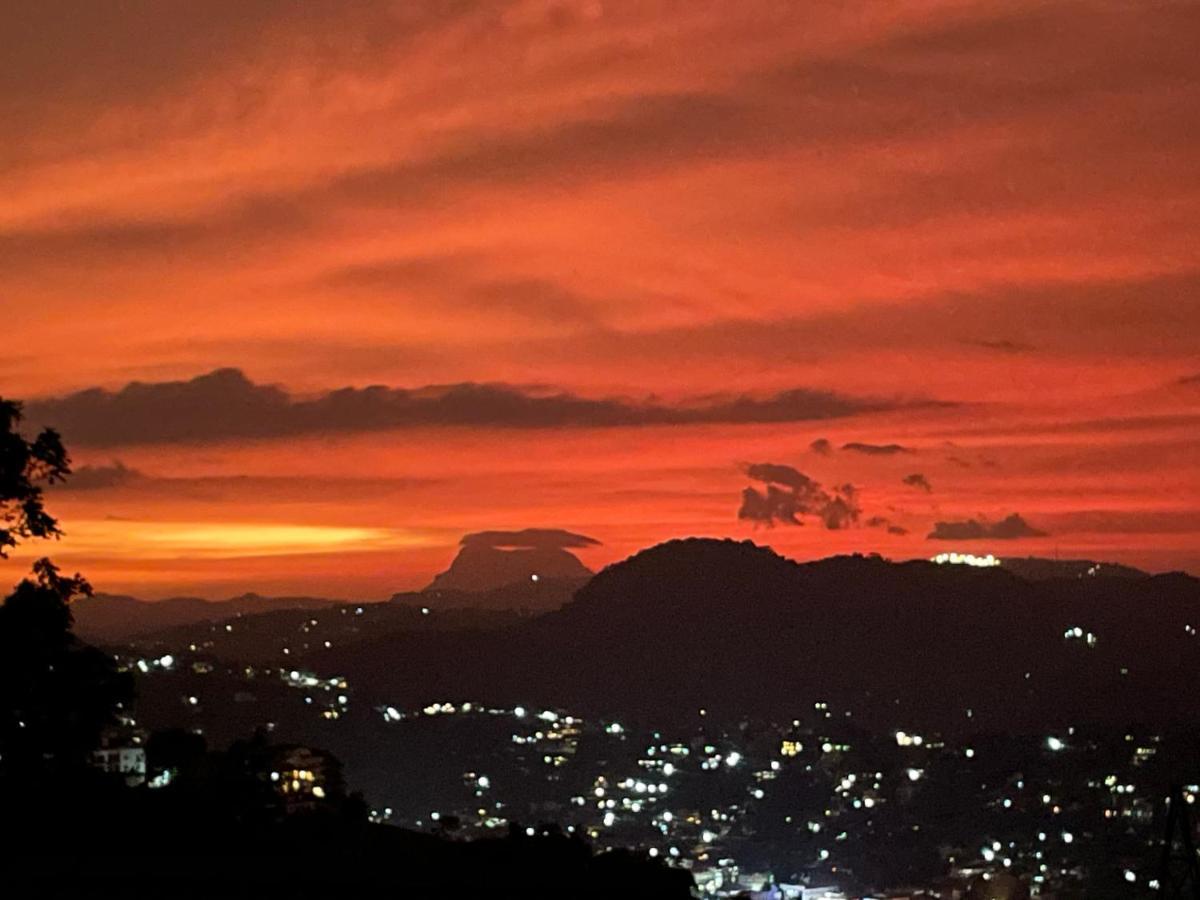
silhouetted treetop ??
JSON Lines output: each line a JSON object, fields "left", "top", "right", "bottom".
{"left": 0, "top": 560, "right": 131, "bottom": 778}
{"left": 1, "top": 397, "right": 71, "bottom": 557}
{"left": 0, "top": 401, "right": 128, "bottom": 781}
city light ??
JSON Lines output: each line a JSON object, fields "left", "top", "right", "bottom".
{"left": 930, "top": 552, "right": 1000, "bottom": 568}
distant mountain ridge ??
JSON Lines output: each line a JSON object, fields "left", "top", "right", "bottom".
{"left": 73, "top": 576, "right": 587, "bottom": 646}
{"left": 328, "top": 538, "right": 1200, "bottom": 735}
{"left": 72, "top": 591, "right": 339, "bottom": 643}
{"left": 999, "top": 556, "right": 1147, "bottom": 580}
{"left": 426, "top": 543, "right": 593, "bottom": 594}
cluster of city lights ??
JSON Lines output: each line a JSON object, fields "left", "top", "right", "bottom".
{"left": 930, "top": 552, "right": 1000, "bottom": 567}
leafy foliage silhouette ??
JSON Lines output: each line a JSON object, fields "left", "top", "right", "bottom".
{"left": 0, "top": 397, "right": 71, "bottom": 557}
{"left": 1, "top": 399, "right": 133, "bottom": 780}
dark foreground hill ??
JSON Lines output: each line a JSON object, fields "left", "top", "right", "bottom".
{"left": 329, "top": 538, "right": 1200, "bottom": 734}
{"left": 3, "top": 774, "right": 690, "bottom": 900}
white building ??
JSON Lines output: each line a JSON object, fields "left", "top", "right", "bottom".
{"left": 93, "top": 746, "right": 147, "bottom": 786}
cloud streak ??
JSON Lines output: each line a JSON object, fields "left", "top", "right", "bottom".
{"left": 26, "top": 369, "right": 935, "bottom": 446}
{"left": 461, "top": 529, "right": 600, "bottom": 550}
{"left": 842, "top": 442, "right": 911, "bottom": 456}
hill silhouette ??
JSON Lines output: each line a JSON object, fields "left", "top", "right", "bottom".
{"left": 998, "top": 556, "right": 1146, "bottom": 580}
{"left": 72, "top": 592, "right": 338, "bottom": 643}
{"left": 329, "top": 538, "right": 1200, "bottom": 735}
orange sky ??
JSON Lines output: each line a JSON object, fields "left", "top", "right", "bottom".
{"left": 2, "top": 0, "right": 1198, "bottom": 597}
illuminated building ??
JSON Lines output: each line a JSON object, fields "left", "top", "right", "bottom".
{"left": 92, "top": 746, "right": 147, "bottom": 787}
{"left": 269, "top": 745, "right": 342, "bottom": 812}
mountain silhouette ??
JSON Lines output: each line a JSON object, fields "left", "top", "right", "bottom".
{"left": 426, "top": 542, "right": 592, "bottom": 594}
{"left": 72, "top": 592, "right": 336, "bottom": 643}
{"left": 330, "top": 538, "right": 1200, "bottom": 735}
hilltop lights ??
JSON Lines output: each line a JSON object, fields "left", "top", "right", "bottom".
{"left": 1063, "top": 625, "right": 1098, "bottom": 646}
{"left": 930, "top": 552, "right": 1000, "bottom": 568}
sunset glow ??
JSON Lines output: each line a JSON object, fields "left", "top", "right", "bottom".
{"left": 47, "top": 521, "right": 431, "bottom": 560}
{"left": 3, "top": 1, "right": 1198, "bottom": 596}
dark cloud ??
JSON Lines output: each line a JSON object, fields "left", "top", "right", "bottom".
{"left": 865, "top": 515, "right": 908, "bottom": 536}
{"left": 744, "top": 463, "right": 818, "bottom": 493}
{"left": 56, "top": 460, "right": 145, "bottom": 491}
{"left": 25, "top": 368, "right": 916, "bottom": 446}
{"left": 809, "top": 438, "right": 832, "bottom": 456}
{"left": 739, "top": 485, "right": 804, "bottom": 527}
{"left": 461, "top": 529, "right": 600, "bottom": 550}
{"left": 738, "top": 463, "right": 860, "bottom": 529}
{"left": 819, "top": 493, "right": 860, "bottom": 530}
{"left": 842, "top": 442, "right": 911, "bottom": 456}
{"left": 902, "top": 473, "right": 933, "bottom": 493}
{"left": 927, "top": 514, "right": 1048, "bottom": 541}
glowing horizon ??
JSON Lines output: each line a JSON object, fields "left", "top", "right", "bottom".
{"left": 2, "top": 2, "right": 1198, "bottom": 597}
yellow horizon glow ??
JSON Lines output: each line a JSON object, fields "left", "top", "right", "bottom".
{"left": 40, "top": 520, "right": 434, "bottom": 560}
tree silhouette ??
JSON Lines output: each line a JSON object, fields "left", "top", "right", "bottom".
{"left": 1, "top": 397, "right": 70, "bottom": 557}
{"left": 0, "top": 397, "right": 132, "bottom": 782}
{"left": 0, "top": 559, "right": 132, "bottom": 779}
